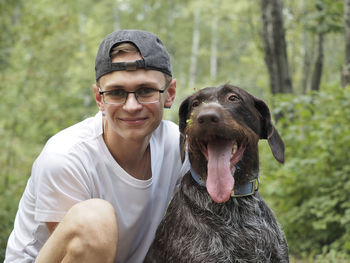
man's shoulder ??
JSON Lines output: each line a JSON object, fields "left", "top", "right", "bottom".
{"left": 32, "top": 114, "right": 102, "bottom": 181}
{"left": 155, "top": 120, "right": 180, "bottom": 137}
{"left": 152, "top": 120, "right": 180, "bottom": 147}
{"left": 150, "top": 120, "right": 181, "bottom": 159}
{"left": 43, "top": 113, "right": 101, "bottom": 155}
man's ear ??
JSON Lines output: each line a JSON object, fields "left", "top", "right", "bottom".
{"left": 164, "top": 78, "right": 176, "bottom": 109}
{"left": 94, "top": 84, "right": 105, "bottom": 112}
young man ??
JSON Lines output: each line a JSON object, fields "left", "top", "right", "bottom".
{"left": 5, "top": 30, "right": 189, "bottom": 263}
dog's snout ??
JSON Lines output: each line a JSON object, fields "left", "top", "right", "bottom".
{"left": 197, "top": 110, "right": 221, "bottom": 124}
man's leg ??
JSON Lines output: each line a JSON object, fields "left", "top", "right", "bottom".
{"left": 35, "top": 199, "right": 118, "bottom": 263}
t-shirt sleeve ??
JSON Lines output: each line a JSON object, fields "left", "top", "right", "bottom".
{"left": 32, "top": 152, "right": 92, "bottom": 222}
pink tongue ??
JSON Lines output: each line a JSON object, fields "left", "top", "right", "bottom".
{"left": 206, "top": 139, "right": 235, "bottom": 203}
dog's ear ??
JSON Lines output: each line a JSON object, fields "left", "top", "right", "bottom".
{"left": 254, "top": 98, "right": 285, "bottom": 164}
{"left": 179, "top": 97, "right": 191, "bottom": 134}
{"left": 178, "top": 97, "right": 191, "bottom": 162}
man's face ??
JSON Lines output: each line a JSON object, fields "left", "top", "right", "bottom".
{"left": 96, "top": 52, "right": 175, "bottom": 143}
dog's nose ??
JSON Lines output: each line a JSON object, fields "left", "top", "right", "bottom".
{"left": 197, "top": 110, "right": 221, "bottom": 124}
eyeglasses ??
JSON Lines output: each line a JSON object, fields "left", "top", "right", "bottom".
{"left": 99, "top": 87, "right": 166, "bottom": 105}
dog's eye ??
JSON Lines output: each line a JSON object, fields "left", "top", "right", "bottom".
{"left": 228, "top": 94, "right": 240, "bottom": 102}
{"left": 191, "top": 100, "right": 200, "bottom": 107}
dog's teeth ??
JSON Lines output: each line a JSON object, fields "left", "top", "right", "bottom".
{"left": 231, "top": 144, "right": 237, "bottom": 158}
{"left": 232, "top": 143, "right": 237, "bottom": 155}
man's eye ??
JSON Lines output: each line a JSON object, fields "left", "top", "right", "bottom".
{"left": 109, "top": 90, "right": 125, "bottom": 97}
{"left": 137, "top": 88, "right": 156, "bottom": 96}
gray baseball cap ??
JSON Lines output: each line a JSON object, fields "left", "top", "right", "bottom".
{"left": 95, "top": 30, "right": 172, "bottom": 81}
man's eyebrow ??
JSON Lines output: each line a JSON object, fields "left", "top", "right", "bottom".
{"left": 137, "top": 83, "right": 160, "bottom": 88}
{"left": 104, "top": 85, "right": 124, "bottom": 90}
{"left": 103, "top": 81, "right": 161, "bottom": 90}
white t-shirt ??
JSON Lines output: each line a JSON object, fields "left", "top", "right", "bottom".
{"left": 5, "top": 111, "right": 189, "bottom": 263}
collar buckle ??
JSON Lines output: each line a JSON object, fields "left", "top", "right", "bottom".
{"left": 230, "top": 179, "right": 259, "bottom": 197}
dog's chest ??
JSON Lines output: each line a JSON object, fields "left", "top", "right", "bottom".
{"left": 148, "top": 185, "right": 276, "bottom": 261}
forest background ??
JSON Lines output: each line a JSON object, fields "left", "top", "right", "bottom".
{"left": 1, "top": 0, "right": 350, "bottom": 262}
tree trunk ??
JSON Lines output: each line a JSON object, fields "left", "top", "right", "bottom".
{"left": 311, "top": 33, "right": 324, "bottom": 91}
{"left": 301, "top": 32, "right": 313, "bottom": 93}
{"left": 188, "top": 8, "right": 201, "bottom": 91}
{"left": 261, "top": 0, "right": 293, "bottom": 94}
{"left": 342, "top": 0, "right": 350, "bottom": 87}
{"left": 167, "top": 0, "right": 175, "bottom": 55}
{"left": 300, "top": 0, "right": 314, "bottom": 93}
{"left": 113, "top": 4, "right": 121, "bottom": 31}
{"left": 79, "top": 14, "right": 87, "bottom": 52}
{"left": 210, "top": 16, "right": 218, "bottom": 81}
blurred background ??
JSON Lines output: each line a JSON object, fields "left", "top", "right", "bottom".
{"left": 1, "top": 0, "right": 349, "bottom": 262}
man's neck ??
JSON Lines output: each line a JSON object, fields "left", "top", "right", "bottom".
{"left": 103, "top": 119, "right": 152, "bottom": 180}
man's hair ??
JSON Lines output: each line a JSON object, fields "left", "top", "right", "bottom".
{"left": 110, "top": 42, "right": 140, "bottom": 58}
{"left": 97, "top": 43, "right": 172, "bottom": 87}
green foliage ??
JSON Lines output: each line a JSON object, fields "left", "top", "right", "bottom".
{"left": 260, "top": 85, "right": 350, "bottom": 259}
{"left": 0, "top": 0, "right": 349, "bottom": 261}
{"left": 290, "top": 249, "right": 350, "bottom": 262}
{"left": 302, "top": 0, "right": 344, "bottom": 34}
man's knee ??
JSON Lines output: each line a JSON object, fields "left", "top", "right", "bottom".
{"left": 64, "top": 199, "right": 118, "bottom": 256}
{"left": 36, "top": 199, "right": 118, "bottom": 263}
{"left": 68, "top": 199, "right": 117, "bottom": 225}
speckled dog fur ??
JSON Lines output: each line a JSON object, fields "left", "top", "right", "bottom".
{"left": 144, "top": 84, "right": 289, "bottom": 263}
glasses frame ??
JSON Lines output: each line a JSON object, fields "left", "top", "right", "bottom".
{"left": 98, "top": 86, "right": 167, "bottom": 105}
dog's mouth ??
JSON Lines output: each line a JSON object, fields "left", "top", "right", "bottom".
{"left": 199, "top": 136, "right": 246, "bottom": 203}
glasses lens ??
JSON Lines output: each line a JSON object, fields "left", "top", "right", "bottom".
{"left": 136, "top": 88, "right": 161, "bottom": 104}
{"left": 101, "top": 88, "right": 163, "bottom": 105}
{"left": 104, "top": 90, "right": 126, "bottom": 104}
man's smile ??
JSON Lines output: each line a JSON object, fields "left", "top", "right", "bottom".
{"left": 118, "top": 117, "right": 148, "bottom": 125}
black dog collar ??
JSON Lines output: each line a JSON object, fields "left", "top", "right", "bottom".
{"left": 189, "top": 166, "right": 259, "bottom": 198}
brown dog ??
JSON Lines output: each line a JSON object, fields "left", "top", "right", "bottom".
{"left": 145, "top": 84, "right": 289, "bottom": 262}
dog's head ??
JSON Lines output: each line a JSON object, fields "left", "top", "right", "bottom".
{"left": 179, "top": 84, "right": 284, "bottom": 202}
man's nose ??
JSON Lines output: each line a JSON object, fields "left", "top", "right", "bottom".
{"left": 123, "top": 93, "right": 142, "bottom": 111}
